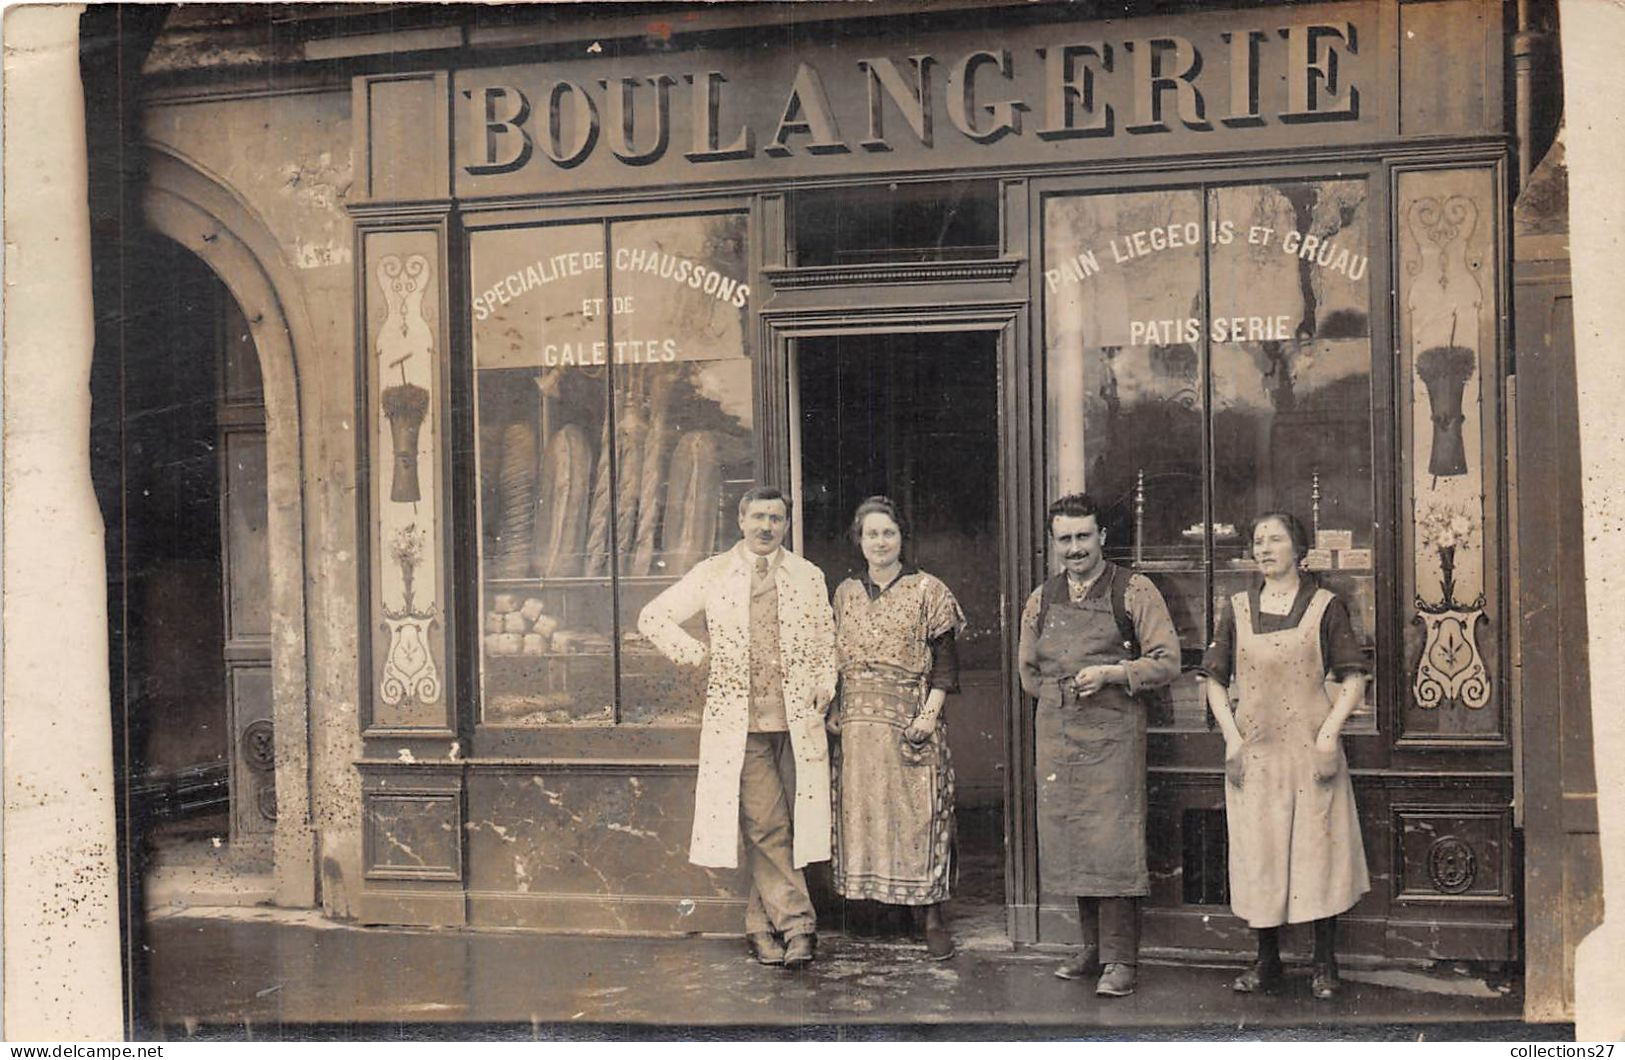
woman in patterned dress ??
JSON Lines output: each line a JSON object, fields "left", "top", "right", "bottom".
{"left": 827, "top": 496, "right": 966, "bottom": 960}
{"left": 1199, "top": 511, "right": 1371, "bottom": 1000}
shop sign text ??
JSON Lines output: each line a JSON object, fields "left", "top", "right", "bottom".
{"left": 456, "top": 16, "right": 1367, "bottom": 184}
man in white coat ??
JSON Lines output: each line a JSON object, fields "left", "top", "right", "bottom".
{"left": 639, "top": 485, "right": 837, "bottom": 968}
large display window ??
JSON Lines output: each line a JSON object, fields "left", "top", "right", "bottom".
{"left": 1043, "top": 178, "right": 1378, "bottom": 732}
{"left": 469, "top": 210, "right": 754, "bottom": 726}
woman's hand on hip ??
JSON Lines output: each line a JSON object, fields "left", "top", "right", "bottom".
{"left": 1312, "top": 729, "right": 1342, "bottom": 783}
{"left": 1223, "top": 735, "right": 1245, "bottom": 789}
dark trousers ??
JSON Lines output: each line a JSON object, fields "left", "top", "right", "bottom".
{"left": 739, "top": 732, "right": 816, "bottom": 939}
{"left": 1078, "top": 896, "right": 1140, "bottom": 965}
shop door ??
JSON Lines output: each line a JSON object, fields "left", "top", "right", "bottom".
{"left": 792, "top": 331, "right": 1008, "bottom": 939}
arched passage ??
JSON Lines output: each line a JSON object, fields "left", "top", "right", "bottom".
{"left": 135, "top": 147, "right": 318, "bottom": 907}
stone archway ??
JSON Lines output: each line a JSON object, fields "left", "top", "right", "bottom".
{"left": 142, "top": 146, "right": 317, "bottom": 907}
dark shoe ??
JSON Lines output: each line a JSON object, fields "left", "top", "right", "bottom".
{"left": 783, "top": 933, "right": 817, "bottom": 969}
{"left": 923, "top": 906, "right": 955, "bottom": 960}
{"left": 1095, "top": 962, "right": 1137, "bottom": 997}
{"left": 1053, "top": 946, "right": 1101, "bottom": 981}
{"left": 746, "top": 932, "right": 785, "bottom": 966}
{"left": 1311, "top": 963, "right": 1341, "bottom": 1000}
{"left": 1232, "top": 958, "right": 1285, "bottom": 993}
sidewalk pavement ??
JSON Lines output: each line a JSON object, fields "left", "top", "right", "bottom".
{"left": 140, "top": 906, "right": 1548, "bottom": 1041}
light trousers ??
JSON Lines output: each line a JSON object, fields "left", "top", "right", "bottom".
{"left": 739, "top": 732, "right": 817, "bottom": 939}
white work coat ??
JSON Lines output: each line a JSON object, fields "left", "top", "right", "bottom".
{"left": 638, "top": 543, "right": 837, "bottom": 869}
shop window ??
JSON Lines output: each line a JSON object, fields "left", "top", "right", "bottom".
{"left": 469, "top": 211, "right": 754, "bottom": 726}
{"left": 790, "top": 181, "right": 999, "bottom": 266}
{"left": 1043, "top": 179, "right": 1378, "bottom": 732}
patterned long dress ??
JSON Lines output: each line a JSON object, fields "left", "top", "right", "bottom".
{"left": 830, "top": 568, "right": 966, "bottom": 905}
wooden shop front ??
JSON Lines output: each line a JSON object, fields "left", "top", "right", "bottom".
{"left": 347, "top": 0, "right": 1521, "bottom": 964}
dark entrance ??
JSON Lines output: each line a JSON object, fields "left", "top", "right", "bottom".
{"left": 793, "top": 331, "right": 1006, "bottom": 943}
{"left": 100, "top": 234, "right": 273, "bottom": 892}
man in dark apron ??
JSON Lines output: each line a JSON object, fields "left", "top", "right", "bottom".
{"left": 1017, "top": 493, "right": 1181, "bottom": 997}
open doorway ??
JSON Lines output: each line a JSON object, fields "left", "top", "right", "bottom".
{"left": 111, "top": 233, "right": 273, "bottom": 902}
{"left": 793, "top": 330, "right": 1006, "bottom": 946}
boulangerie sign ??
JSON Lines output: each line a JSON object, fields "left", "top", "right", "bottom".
{"left": 451, "top": 3, "right": 1379, "bottom": 195}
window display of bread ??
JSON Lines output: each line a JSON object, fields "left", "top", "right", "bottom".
{"left": 550, "top": 629, "right": 612, "bottom": 654}
{"left": 521, "top": 633, "right": 547, "bottom": 655}
{"left": 531, "top": 613, "right": 560, "bottom": 638}
{"left": 494, "top": 422, "right": 537, "bottom": 579}
{"left": 485, "top": 611, "right": 504, "bottom": 634}
{"left": 501, "top": 611, "right": 529, "bottom": 634}
{"left": 614, "top": 385, "right": 649, "bottom": 570}
{"left": 631, "top": 367, "right": 677, "bottom": 575}
{"left": 532, "top": 422, "right": 592, "bottom": 578}
{"left": 583, "top": 409, "right": 615, "bottom": 577}
{"left": 660, "top": 429, "right": 721, "bottom": 575}
{"left": 484, "top": 690, "right": 573, "bottom": 722}
{"left": 485, "top": 632, "right": 524, "bottom": 656}
{"left": 519, "top": 597, "right": 546, "bottom": 622}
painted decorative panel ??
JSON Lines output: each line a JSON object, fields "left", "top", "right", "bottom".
{"left": 1396, "top": 167, "right": 1503, "bottom": 740}
{"left": 366, "top": 229, "right": 450, "bottom": 730}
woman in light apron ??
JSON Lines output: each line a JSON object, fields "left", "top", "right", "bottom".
{"left": 1200, "top": 511, "right": 1370, "bottom": 1000}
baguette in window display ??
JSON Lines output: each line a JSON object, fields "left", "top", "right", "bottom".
{"left": 551, "top": 629, "right": 612, "bottom": 654}
{"left": 495, "top": 422, "right": 537, "bottom": 579}
{"left": 584, "top": 402, "right": 616, "bottom": 576}
{"left": 661, "top": 430, "right": 722, "bottom": 575}
{"left": 532, "top": 423, "right": 592, "bottom": 578}
{"left": 632, "top": 366, "right": 678, "bottom": 576}
{"left": 615, "top": 382, "right": 650, "bottom": 567}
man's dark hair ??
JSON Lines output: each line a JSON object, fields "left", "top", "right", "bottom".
{"left": 1249, "top": 510, "right": 1312, "bottom": 560}
{"left": 1046, "top": 492, "right": 1101, "bottom": 535}
{"left": 738, "top": 485, "right": 792, "bottom": 518}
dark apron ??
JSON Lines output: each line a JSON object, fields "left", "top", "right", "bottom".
{"left": 1033, "top": 574, "right": 1149, "bottom": 897}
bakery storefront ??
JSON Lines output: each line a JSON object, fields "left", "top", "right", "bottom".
{"left": 130, "top": 0, "right": 1550, "bottom": 975}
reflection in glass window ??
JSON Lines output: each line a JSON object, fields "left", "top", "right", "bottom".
{"left": 1043, "top": 180, "right": 1376, "bottom": 732}
{"left": 470, "top": 212, "right": 754, "bottom": 726}
{"left": 1208, "top": 180, "right": 1376, "bottom": 726}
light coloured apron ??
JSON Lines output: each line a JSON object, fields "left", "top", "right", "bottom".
{"left": 1033, "top": 575, "right": 1148, "bottom": 897}
{"left": 1226, "top": 589, "right": 1371, "bottom": 927}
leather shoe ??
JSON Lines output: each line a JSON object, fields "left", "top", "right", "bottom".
{"left": 1232, "top": 958, "right": 1284, "bottom": 993}
{"left": 1053, "top": 946, "right": 1100, "bottom": 981}
{"left": 746, "top": 932, "right": 785, "bottom": 966}
{"left": 1095, "top": 962, "right": 1137, "bottom": 997}
{"left": 1310, "top": 963, "right": 1341, "bottom": 1000}
{"left": 783, "top": 933, "right": 816, "bottom": 969}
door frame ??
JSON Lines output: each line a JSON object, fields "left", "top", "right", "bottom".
{"left": 759, "top": 296, "right": 1041, "bottom": 941}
